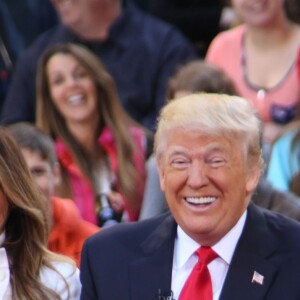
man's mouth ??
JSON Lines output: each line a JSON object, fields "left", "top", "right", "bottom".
{"left": 184, "top": 196, "right": 217, "bottom": 206}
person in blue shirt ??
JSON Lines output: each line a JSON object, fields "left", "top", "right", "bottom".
{"left": 0, "top": 0, "right": 196, "bottom": 131}
{"left": 267, "top": 121, "right": 300, "bottom": 196}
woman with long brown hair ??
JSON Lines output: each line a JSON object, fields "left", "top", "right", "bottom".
{"left": 0, "top": 127, "right": 80, "bottom": 299}
{"left": 36, "top": 43, "right": 151, "bottom": 225}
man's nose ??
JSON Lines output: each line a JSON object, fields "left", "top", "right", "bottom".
{"left": 187, "top": 161, "right": 209, "bottom": 188}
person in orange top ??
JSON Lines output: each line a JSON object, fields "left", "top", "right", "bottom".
{"left": 8, "top": 122, "right": 99, "bottom": 267}
{"left": 49, "top": 197, "right": 99, "bottom": 267}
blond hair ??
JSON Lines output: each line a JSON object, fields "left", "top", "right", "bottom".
{"left": 155, "top": 93, "right": 263, "bottom": 171}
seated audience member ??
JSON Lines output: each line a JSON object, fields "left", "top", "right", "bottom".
{"left": 255, "top": 175, "right": 300, "bottom": 218}
{"left": 167, "top": 60, "right": 237, "bottom": 99}
{"left": 266, "top": 50, "right": 300, "bottom": 197}
{"left": 0, "top": 0, "right": 196, "bottom": 130}
{"left": 8, "top": 122, "right": 99, "bottom": 267}
{"left": 0, "top": 2, "right": 23, "bottom": 111}
{"left": 0, "top": 127, "right": 80, "bottom": 299}
{"left": 266, "top": 120, "right": 300, "bottom": 197}
{"left": 139, "top": 154, "right": 169, "bottom": 220}
{"left": 80, "top": 93, "right": 300, "bottom": 300}
{"left": 140, "top": 60, "right": 300, "bottom": 222}
{"left": 206, "top": 0, "right": 300, "bottom": 149}
{"left": 35, "top": 43, "right": 151, "bottom": 226}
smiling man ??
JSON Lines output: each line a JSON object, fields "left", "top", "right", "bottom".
{"left": 80, "top": 93, "right": 300, "bottom": 300}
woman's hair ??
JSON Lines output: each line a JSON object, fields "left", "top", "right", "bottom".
{"left": 284, "top": 0, "right": 300, "bottom": 24}
{"left": 168, "top": 60, "right": 238, "bottom": 99}
{"left": 0, "top": 127, "right": 73, "bottom": 299}
{"left": 155, "top": 93, "right": 263, "bottom": 173}
{"left": 36, "top": 43, "right": 145, "bottom": 212}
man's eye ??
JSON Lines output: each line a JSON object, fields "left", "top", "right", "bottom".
{"left": 209, "top": 158, "right": 225, "bottom": 167}
{"left": 171, "top": 159, "right": 188, "bottom": 168}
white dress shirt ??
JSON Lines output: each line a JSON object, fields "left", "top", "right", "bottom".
{"left": 0, "top": 232, "right": 81, "bottom": 300}
{"left": 171, "top": 211, "right": 247, "bottom": 300}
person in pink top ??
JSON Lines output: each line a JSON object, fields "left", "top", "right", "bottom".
{"left": 35, "top": 43, "right": 152, "bottom": 226}
{"left": 206, "top": 0, "right": 300, "bottom": 148}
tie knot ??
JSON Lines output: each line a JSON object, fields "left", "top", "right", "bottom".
{"left": 196, "top": 247, "right": 218, "bottom": 266}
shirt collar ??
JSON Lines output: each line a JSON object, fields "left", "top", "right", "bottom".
{"left": 174, "top": 210, "right": 247, "bottom": 269}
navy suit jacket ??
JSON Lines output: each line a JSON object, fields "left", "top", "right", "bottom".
{"left": 80, "top": 203, "right": 300, "bottom": 299}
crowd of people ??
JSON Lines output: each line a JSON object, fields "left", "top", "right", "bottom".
{"left": 0, "top": 0, "right": 300, "bottom": 299}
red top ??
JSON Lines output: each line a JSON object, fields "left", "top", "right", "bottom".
{"left": 48, "top": 197, "right": 99, "bottom": 267}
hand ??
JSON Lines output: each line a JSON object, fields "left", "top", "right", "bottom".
{"left": 107, "top": 191, "right": 125, "bottom": 214}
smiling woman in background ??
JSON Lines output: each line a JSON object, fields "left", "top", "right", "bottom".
{"left": 0, "top": 127, "right": 80, "bottom": 299}
{"left": 206, "top": 0, "right": 300, "bottom": 153}
{"left": 35, "top": 43, "right": 151, "bottom": 226}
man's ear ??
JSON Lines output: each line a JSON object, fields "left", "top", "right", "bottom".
{"left": 53, "top": 162, "right": 62, "bottom": 186}
{"left": 156, "top": 159, "right": 166, "bottom": 192}
{"left": 246, "top": 166, "right": 261, "bottom": 195}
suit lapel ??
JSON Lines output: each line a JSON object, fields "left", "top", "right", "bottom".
{"left": 220, "top": 203, "right": 280, "bottom": 300}
{"left": 129, "top": 214, "right": 177, "bottom": 300}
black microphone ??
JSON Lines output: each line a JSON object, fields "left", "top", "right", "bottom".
{"left": 97, "top": 193, "right": 119, "bottom": 228}
{"left": 157, "top": 289, "right": 174, "bottom": 300}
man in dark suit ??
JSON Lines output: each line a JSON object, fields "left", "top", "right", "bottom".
{"left": 80, "top": 93, "right": 300, "bottom": 300}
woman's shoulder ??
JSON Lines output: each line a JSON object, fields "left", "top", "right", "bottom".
{"left": 40, "top": 260, "right": 81, "bottom": 299}
{"left": 206, "top": 25, "right": 245, "bottom": 62}
{"left": 210, "top": 25, "right": 245, "bottom": 47}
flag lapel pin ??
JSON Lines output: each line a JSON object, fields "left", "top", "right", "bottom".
{"left": 251, "top": 271, "right": 264, "bottom": 285}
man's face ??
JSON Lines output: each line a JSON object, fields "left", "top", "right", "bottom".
{"left": 157, "top": 128, "right": 259, "bottom": 246}
{"left": 50, "top": 0, "right": 82, "bottom": 27}
{"left": 50, "top": 0, "right": 106, "bottom": 28}
{"left": 21, "top": 148, "right": 58, "bottom": 201}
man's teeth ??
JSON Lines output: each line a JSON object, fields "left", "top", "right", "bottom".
{"left": 185, "top": 197, "right": 217, "bottom": 205}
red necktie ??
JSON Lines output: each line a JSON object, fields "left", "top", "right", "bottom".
{"left": 179, "top": 246, "right": 218, "bottom": 300}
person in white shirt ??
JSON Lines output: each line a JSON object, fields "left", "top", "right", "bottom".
{"left": 0, "top": 127, "right": 81, "bottom": 300}
{"left": 80, "top": 93, "right": 300, "bottom": 300}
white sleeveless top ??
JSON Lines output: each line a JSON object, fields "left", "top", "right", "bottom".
{"left": 0, "top": 232, "right": 81, "bottom": 299}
